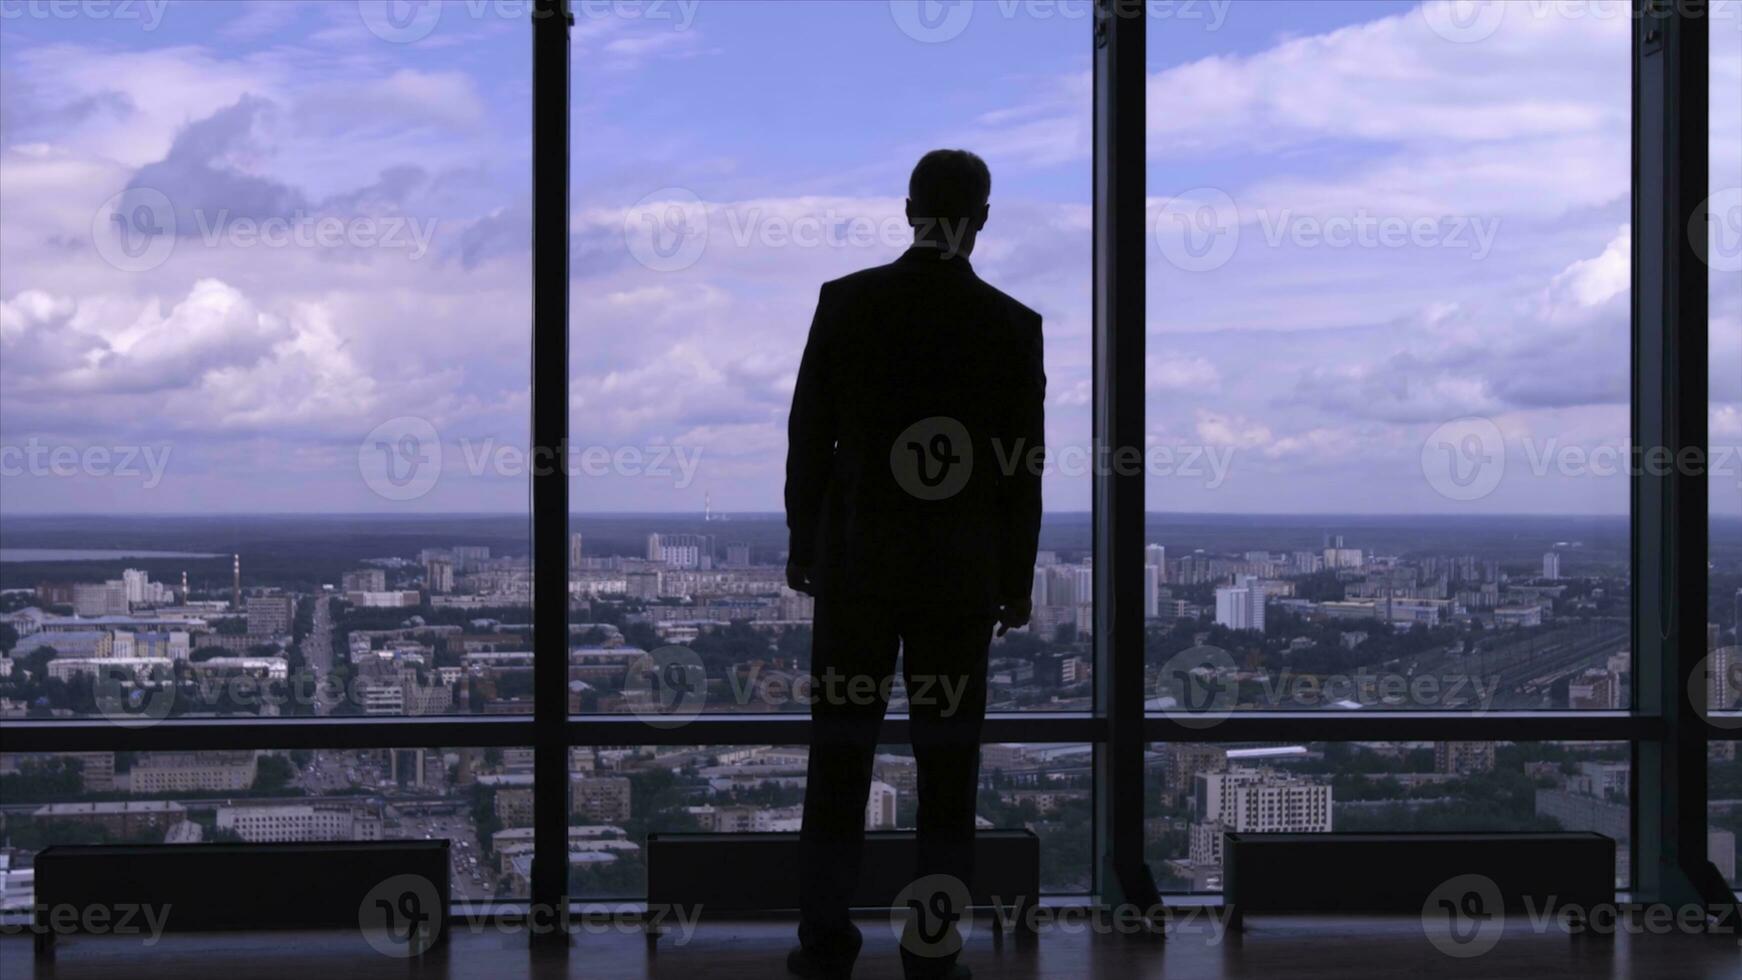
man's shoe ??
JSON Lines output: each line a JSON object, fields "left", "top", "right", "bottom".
{"left": 787, "top": 944, "right": 856, "bottom": 980}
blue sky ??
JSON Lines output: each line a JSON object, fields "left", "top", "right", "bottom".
{"left": 0, "top": 1, "right": 1737, "bottom": 516}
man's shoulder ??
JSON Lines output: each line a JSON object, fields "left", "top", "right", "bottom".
{"left": 819, "top": 261, "right": 903, "bottom": 297}
{"left": 822, "top": 262, "right": 1042, "bottom": 329}
{"left": 979, "top": 281, "right": 1042, "bottom": 329}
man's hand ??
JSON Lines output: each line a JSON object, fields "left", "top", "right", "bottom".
{"left": 786, "top": 560, "right": 816, "bottom": 596}
{"left": 996, "top": 598, "right": 1032, "bottom": 637}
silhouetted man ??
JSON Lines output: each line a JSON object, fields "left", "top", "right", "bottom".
{"left": 784, "top": 149, "right": 1045, "bottom": 980}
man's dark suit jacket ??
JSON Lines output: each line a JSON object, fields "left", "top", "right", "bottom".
{"left": 784, "top": 246, "right": 1046, "bottom": 611}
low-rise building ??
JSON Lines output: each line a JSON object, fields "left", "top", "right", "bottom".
{"left": 216, "top": 803, "right": 383, "bottom": 843}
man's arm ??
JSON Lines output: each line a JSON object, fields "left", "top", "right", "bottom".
{"left": 998, "top": 310, "right": 1046, "bottom": 629}
{"left": 784, "top": 282, "right": 839, "bottom": 592}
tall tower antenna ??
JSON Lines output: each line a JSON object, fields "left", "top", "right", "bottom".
{"left": 232, "top": 554, "right": 242, "bottom": 610}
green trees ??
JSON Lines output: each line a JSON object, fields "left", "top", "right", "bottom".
{"left": 252, "top": 753, "right": 297, "bottom": 793}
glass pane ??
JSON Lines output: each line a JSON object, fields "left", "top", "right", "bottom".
{"left": 1709, "top": 0, "right": 1742, "bottom": 734}
{"left": 0, "top": 747, "right": 524, "bottom": 905}
{"left": 1713, "top": 742, "right": 1740, "bottom": 892}
{"left": 565, "top": 742, "right": 1091, "bottom": 899}
{"left": 1145, "top": 1, "right": 1632, "bottom": 712}
{"left": 1146, "top": 739, "right": 1629, "bottom": 894}
{"left": 1710, "top": 6, "right": 1741, "bottom": 901}
{"left": 0, "top": 5, "right": 532, "bottom": 719}
{"left": 568, "top": 1, "right": 1092, "bottom": 714}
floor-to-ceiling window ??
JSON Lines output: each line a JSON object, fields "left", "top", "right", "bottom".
{"left": 0, "top": 0, "right": 533, "bottom": 903}
{"left": 564, "top": 0, "right": 1096, "bottom": 896}
{"left": 1142, "top": 0, "right": 1636, "bottom": 892}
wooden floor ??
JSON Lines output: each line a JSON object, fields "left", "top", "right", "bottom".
{"left": 4, "top": 912, "right": 1739, "bottom": 979}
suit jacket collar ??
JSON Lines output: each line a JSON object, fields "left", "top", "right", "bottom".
{"left": 898, "top": 245, "right": 975, "bottom": 275}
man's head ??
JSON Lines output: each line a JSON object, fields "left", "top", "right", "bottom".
{"left": 906, "top": 149, "right": 991, "bottom": 258}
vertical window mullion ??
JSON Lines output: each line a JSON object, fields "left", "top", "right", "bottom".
{"left": 531, "top": 0, "right": 573, "bottom": 932}
{"left": 1092, "top": 0, "right": 1157, "bottom": 912}
{"left": 1631, "top": 0, "right": 1720, "bottom": 910}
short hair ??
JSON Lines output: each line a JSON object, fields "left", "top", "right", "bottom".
{"left": 908, "top": 149, "right": 991, "bottom": 220}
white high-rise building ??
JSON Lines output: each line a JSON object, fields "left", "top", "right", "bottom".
{"left": 1715, "top": 646, "right": 1737, "bottom": 712}
{"left": 1214, "top": 575, "right": 1266, "bottom": 632}
{"left": 1144, "top": 544, "right": 1167, "bottom": 616}
{"left": 1543, "top": 551, "right": 1562, "bottom": 581}
{"left": 865, "top": 780, "right": 898, "bottom": 830}
{"left": 1214, "top": 586, "right": 1246, "bottom": 630}
{"left": 1044, "top": 564, "right": 1092, "bottom": 607}
{"left": 425, "top": 558, "right": 454, "bottom": 594}
{"left": 1189, "top": 768, "right": 1332, "bottom": 865}
{"left": 121, "top": 569, "right": 150, "bottom": 606}
{"left": 1072, "top": 563, "right": 1092, "bottom": 605}
{"left": 1323, "top": 548, "right": 1364, "bottom": 570}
